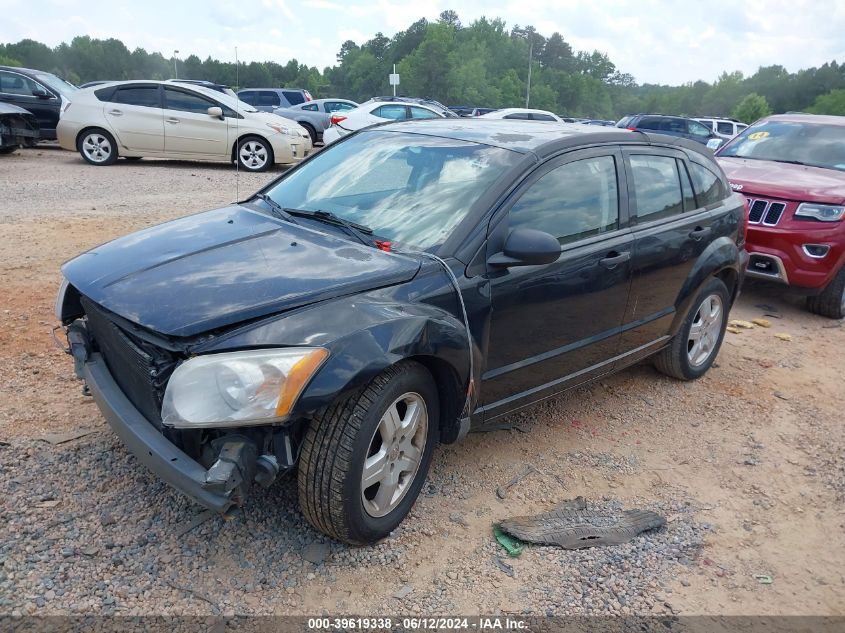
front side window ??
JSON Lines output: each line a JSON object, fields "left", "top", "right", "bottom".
{"left": 373, "top": 105, "right": 407, "bottom": 120}
{"left": 532, "top": 113, "right": 556, "bottom": 121}
{"left": 0, "top": 70, "right": 39, "bottom": 96}
{"left": 257, "top": 91, "right": 280, "bottom": 107}
{"left": 510, "top": 156, "right": 619, "bottom": 245}
{"left": 687, "top": 120, "right": 713, "bottom": 138}
{"left": 114, "top": 86, "right": 161, "bottom": 108}
{"left": 716, "top": 121, "right": 734, "bottom": 135}
{"left": 503, "top": 112, "right": 531, "bottom": 120}
{"left": 629, "top": 155, "right": 684, "bottom": 221}
{"left": 164, "top": 88, "right": 215, "bottom": 113}
{"left": 264, "top": 130, "right": 519, "bottom": 250}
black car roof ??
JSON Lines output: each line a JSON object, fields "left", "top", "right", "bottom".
{"left": 373, "top": 119, "right": 712, "bottom": 158}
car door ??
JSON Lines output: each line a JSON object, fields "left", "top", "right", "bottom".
{"left": 617, "top": 148, "right": 717, "bottom": 354}
{"left": 481, "top": 148, "right": 634, "bottom": 416}
{"left": 162, "top": 87, "right": 229, "bottom": 157}
{"left": 103, "top": 84, "right": 164, "bottom": 152}
{"left": 0, "top": 69, "right": 60, "bottom": 136}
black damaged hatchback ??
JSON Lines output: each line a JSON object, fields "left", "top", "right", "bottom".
{"left": 56, "top": 120, "right": 748, "bottom": 544}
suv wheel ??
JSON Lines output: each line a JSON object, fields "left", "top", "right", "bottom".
{"left": 654, "top": 277, "right": 729, "bottom": 380}
{"left": 236, "top": 136, "right": 273, "bottom": 172}
{"left": 78, "top": 129, "right": 118, "bottom": 166}
{"left": 298, "top": 361, "right": 439, "bottom": 544}
{"left": 807, "top": 266, "right": 845, "bottom": 319}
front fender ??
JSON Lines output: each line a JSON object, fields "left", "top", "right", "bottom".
{"left": 670, "top": 236, "right": 741, "bottom": 336}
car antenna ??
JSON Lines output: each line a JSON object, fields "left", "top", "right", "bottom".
{"left": 234, "top": 46, "right": 240, "bottom": 202}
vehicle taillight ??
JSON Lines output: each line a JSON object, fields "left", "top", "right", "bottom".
{"left": 304, "top": 90, "right": 313, "bottom": 102}
{"left": 626, "top": 127, "right": 636, "bottom": 131}
{"left": 330, "top": 114, "right": 346, "bottom": 126}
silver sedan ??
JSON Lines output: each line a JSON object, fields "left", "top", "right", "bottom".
{"left": 273, "top": 98, "right": 358, "bottom": 144}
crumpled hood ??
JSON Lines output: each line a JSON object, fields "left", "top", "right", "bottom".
{"left": 718, "top": 157, "right": 845, "bottom": 204}
{"left": 62, "top": 205, "right": 421, "bottom": 337}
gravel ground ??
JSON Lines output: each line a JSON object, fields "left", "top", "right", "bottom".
{"left": 0, "top": 147, "right": 843, "bottom": 617}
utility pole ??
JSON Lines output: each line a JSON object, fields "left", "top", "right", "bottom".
{"left": 393, "top": 64, "right": 397, "bottom": 97}
{"left": 525, "top": 40, "right": 533, "bottom": 107}
{"left": 173, "top": 50, "right": 179, "bottom": 79}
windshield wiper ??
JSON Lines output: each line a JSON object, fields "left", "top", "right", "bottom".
{"left": 283, "top": 207, "right": 374, "bottom": 247}
{"left": 254, "top": 193, "right": 298, "bottom": 224}
{"left": 769, "top": 159, "right": 811, "bottom": 167}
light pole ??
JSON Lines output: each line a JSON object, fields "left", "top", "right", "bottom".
{"left": 173, "top": 50, "right": 179, "bottom": 79}
{"left": 525, "top": 40, "right": 533, "bottom": 107}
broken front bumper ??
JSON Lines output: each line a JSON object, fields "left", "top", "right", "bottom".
{"left": 82, "top": 353, "right": 236, "bottom": 514}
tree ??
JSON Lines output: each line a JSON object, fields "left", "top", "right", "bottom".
{"left": 809, "top": 89, "right": 845, "bottom": 116}
{"left": 731, "top": 93, "right": 772, "bottom": 123}
{"left": 438, "top": 10, "right": 461, "bottom": 29}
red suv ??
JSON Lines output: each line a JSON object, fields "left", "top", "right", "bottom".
{"left": 717, "top": 114, "right": 845, "bottom": 318}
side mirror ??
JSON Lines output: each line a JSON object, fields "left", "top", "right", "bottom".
{"left": 488, "top": 227, "right": 560, "bottom": 267}
{"left": 32, "top": 89, "right": 51, "bottom": 99}
{"left": 706, "top": 137, "right": 723, "bottom": 150}
{"left": 207, "top": 106, "right": 224, "bottom": 119}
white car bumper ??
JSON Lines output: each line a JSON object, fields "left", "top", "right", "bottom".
{"left": 322, "top": 126, "right": 347, "bottom": 145}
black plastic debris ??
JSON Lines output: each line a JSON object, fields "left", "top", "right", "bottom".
{"left": 499, "top": 496, "right": 666, "bottom": 549}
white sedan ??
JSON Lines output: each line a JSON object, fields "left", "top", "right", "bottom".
{"left": 322, "top": 98, "right": 450, "bottom": 145}
{"left": 57, "top": 80, "right": 312, "bottom": 171}
{"left": 479, "top": 108, "right": 563, "bottom": 122}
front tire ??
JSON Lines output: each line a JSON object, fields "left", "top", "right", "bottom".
{"left": 654, "top": 277, "right": 730, "bottom": 380}
{"left": 77, "top": 128, "right": 118, "bottom": 165}
{"left": 806, "top": 266, "right": 845, "bottom": 319}
{"left": 236, "top": 136, "right": 273, "bottom": 172}
{"left": 300, "top": 122, "right": 318, "bottom": 145}
{"left": 298, "top": 361, "right": 439, "bottom": 544}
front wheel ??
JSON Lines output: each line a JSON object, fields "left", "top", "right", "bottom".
{"left": 654, "top": 277, "right": 730, "bottom": 380}
{"left": 236, "top": 136, "right": 273, "bottom": 172}
{"left": 298, "top": 361, "right": 439, "bottom": 544}
{"left": 806, "top": 266, "right": 845, "bottom": 319}
{"left": 77, "top": 128, "right": 118, "bottom": 165}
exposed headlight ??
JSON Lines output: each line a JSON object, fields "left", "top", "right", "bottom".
{"left": 161, "top": 348, "right": 328, "bottom": 428}
{"left": 265, "top": 122, "right": 298, "bottom": 136}
{"left": 794, "top": 203, "right": 845, "bottom": 222}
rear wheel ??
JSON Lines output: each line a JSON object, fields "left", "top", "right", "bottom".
{"left": 78, "top": 129, "right": 118, "bottom": 166}
{"left": 298, "top": 361, "right": 439, "bottom": 544}
{"left": 806, "top": 266, "right": 845, "bottom": 319}
{"left": 300, "top": 122, "right": 317, "bottom": 145}
{"left": 654, "top": 277, "right": 729, "bottom": 380}
{"left": 236, "top": 136, "right": 273, "bottom": 172}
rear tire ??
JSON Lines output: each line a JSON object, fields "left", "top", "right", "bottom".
{"left": 654, "top": 277, "right": 730, "bottom": 380}
{"left": 77, "top": 128, "right": 118, "bottom": 166}
{"left": 298, "top": 361, "right": 439, "bottom": 544}
{"left": 300, "top": 122, "right": 317, "bottom": 145}
{"left": 806, "top": 266, "right": 845, "bottom": 319}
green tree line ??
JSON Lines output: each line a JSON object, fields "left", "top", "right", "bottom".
{"left": 3, "top": 10, "right": 845, "bottom": 121}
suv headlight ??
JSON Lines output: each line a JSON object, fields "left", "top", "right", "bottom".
{"left": 161, "top": 348, "right": 328, "bottom": 428}
{"left": 266, "top": 122, "right": 298, "bottom": 136}
{"left": 794, "top": 203, "right": 845, "bottom": 222}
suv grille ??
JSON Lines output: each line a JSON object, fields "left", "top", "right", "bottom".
{"left": 746, "top": 197, "right": 786, "bottom": 226}
{"left": 81, "top": 297, "right": 176, "bottom": 426}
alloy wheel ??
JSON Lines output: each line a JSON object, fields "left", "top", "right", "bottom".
{"left": 361, "top": 392, "right": 428, "bottom": 518}
{"left": 687, "top": 294, "right": 724, "bottom": 367}
{"left": 82, "top": 133, "right": 113, "bottom": 163}
{"left": 239, "top": 141, "right": 268, "bottom": 170}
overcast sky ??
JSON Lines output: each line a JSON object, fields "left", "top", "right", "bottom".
{"left": 3, "top": 0, "right": 844, "bottom": 85}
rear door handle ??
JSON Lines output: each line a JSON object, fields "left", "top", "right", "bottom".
{"left": 689, "top": 226, "right": 712, "bottom": 241}
{"left": 599, "top": 251, "right": 631, "bottom": 268}
{"left": 107, "top": 109, "right": 122, "bottom": 116}
{"left": 166, "top": 118, "right": 180, "bottom": 124}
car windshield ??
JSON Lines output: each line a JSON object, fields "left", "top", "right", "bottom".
{"left": 718, "top": 120, "right": 845, "bottom": 172}
{"left": 263, "top": 130, "right": 519, "bottom": 250}
{"left": 34, "top": 72, "right": 77, "bottom": 97}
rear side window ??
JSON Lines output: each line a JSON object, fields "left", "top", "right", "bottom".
{"left": 532, "top": 113, "right": 556, "bottom": 121}
{"left": 257, "top": 91, "right": 280, "bottom": 107}
{"left": 503, "top": 112, "right": 531, "bottom": 120}
{"left": 327, "top": 101, "right": 355, "bottom": 112}
{"left": 282, "top": 90, "right": 305, "bottom": 105}
{"left": 678, "top": 160, "right": 697, "bottom": 210}
{"left": 164, "top": 88, "right": 215, "bottom": 113}
{"left": 409, "top": 106, "right": 439, "bottom": 119}
{"left": 114, "top": 86, "right": 160, "bottom": 107}
{"left": 301, "top": 103, "right": 318, "bottom": 111}
{"left": 629, "top": 155, "right": 684, "bottom": 221}
{"left": 717, "top": 121, "right": 734, "bottom": 135}
{"left": 636, "top": 117, "right": 661, "bottom": 130}
{"left": 509, "top": 155, "right": 619, "bottom": 245}
{"left": 374, "top": 104, "right": 407, "bottom": 120}
{"left": 689, "top": 162, "right": 727, "bottom": 206}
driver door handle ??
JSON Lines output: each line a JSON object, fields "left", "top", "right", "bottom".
{"left": 599, "top": 251, "right": 631, "bottom": 268}
{"left": 107, "top": 109, "right": 122, "bottom": 116}
{"left": 689, "top": 226, "right": 712, "bottom": 241}
{"left": 166, "top": 118, "right": 180, "bottom": 124}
